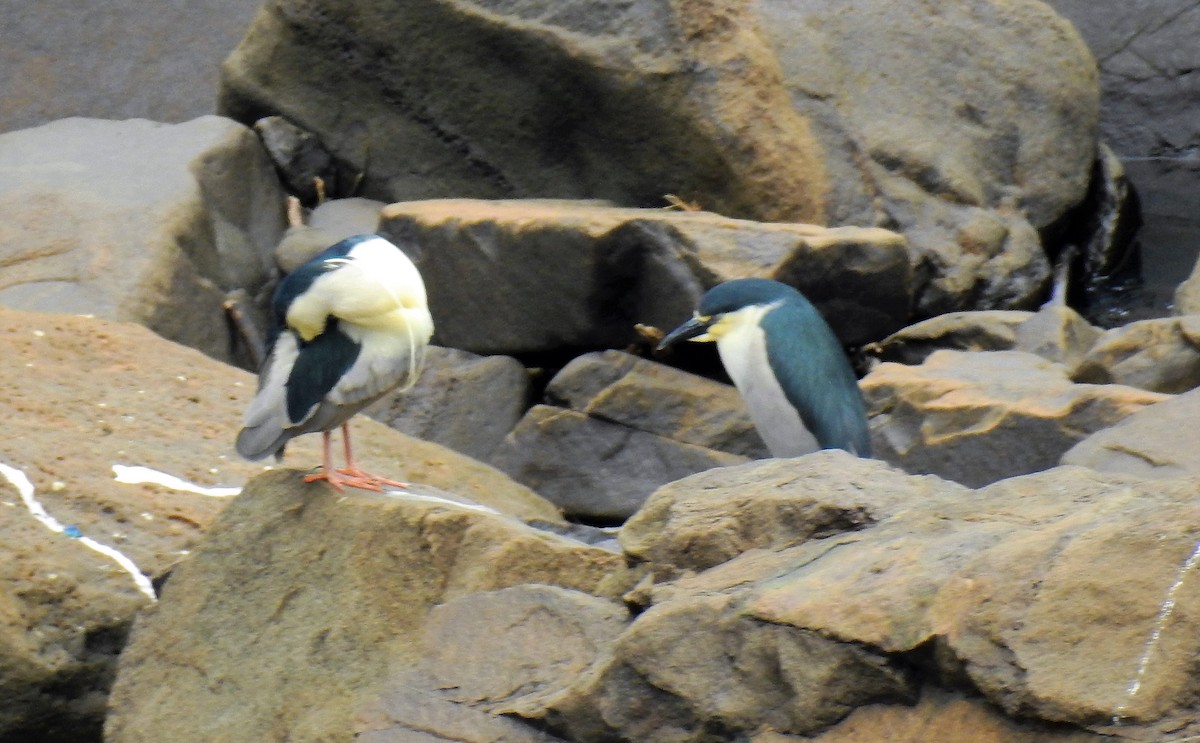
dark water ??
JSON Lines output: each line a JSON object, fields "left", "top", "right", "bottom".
{"left": 1121, "top": 156, "right": 1200, "bottom": 319}
{"left": 1079, "top": 155, "right": 1200, "bottom": 327}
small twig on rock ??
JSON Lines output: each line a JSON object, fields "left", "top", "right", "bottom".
{"left": 286, "top": 195, "right": 305, "bottom": 228}
{"left": 663, "top": 194, "right": 703, "bottom": 212}
{"left": 224, "top": 289, "right": 266, "bottom": 369}
{"left": 314, "top": 176, "right": 326, "bottom": 205}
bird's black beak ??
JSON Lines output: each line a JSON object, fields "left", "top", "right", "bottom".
{"left": 656, "top": 315, "right": 711, "bottom": 351}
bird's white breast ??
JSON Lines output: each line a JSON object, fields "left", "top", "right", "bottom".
{"left": 715, "top": 304, "right": 820, "bottom": 458}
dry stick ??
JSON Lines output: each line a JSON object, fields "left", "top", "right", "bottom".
{"left": 286, "top": 194, "right": 304, "bottom": 228}
{"left": 224, "top": 289, "right": 266, "bottom": 369}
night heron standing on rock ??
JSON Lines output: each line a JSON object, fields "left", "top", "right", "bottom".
{"left": 658, "top": 278, "right": 871, "bottom": 458}
{"left": 236, "top": 234, "right": 434, "bottom": 491}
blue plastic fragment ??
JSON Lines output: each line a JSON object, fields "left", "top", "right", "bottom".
{"left": 64, "top": 525, "right": 82, "bottom": 539}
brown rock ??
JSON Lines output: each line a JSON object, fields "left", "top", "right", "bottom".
{"left": 1073, "top": 315, "right": 1200, "bottom": 393}
{"left": 220, "top": 0, "right": 1096, "bottom": 315}
{"left": 547, "top": 350, "right": 768, "bottom": 458}
{"left": 796, "top": 688, "right": 1108, "bottom": 742}
{"left": 381, "top": 199, "right": 911, "bottom": 352}
{"left": 864, "top": 350, "right": 1168, "bottom": 487}
{"left": 734, "top": 467, "right": 1200, "bottom": 735}
{"left": 0, "top": 307, "right": 559, "bottom": 742}
{"left": 534, "top": 593, "right": 915, "bottom": 741}
{"left": 867, "top": 310, "right": 1034, "bottom": 366}
{"left": 620, "top": 451, "right": 964, "bottom": 575}
{"left": 105, "top": 470, "right": 629, "bottom": 743}
{"left": 867, "top": 305, "right": 1102, "bottom": 374}
{"left": 422, "top": 585, "right": 628, "bottom": 713}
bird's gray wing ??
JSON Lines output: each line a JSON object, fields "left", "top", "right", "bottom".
{"left": 327, "top": 318, "right": 429, "bottom": 411}
{"left": 236, "top": 331, "right": 303, "bottom": 461}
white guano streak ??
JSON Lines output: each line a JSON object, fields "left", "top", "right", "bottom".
{"left": 112, "top": 465, "right": 241, "bottom": 497}
{"left": 0, "top": 461, "right": 157, "bottom": 602}
{"left": 1113, "top": 537, "right": 1200, "bottom": 724}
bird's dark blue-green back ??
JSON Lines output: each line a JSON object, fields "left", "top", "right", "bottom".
{"left": 702, "top": 278, "right": 870, "bottom": 456}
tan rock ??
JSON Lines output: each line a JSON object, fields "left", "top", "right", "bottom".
{"left": 864, "top": 350, "right": 1168, "bottom": 486}
{"left": 106, "top": 469, "right": 629, "bottom": 743}
{"left": 620, "top": 451, "right": 964, "bottom": 575}
{"left": 0, "top": 307, "right": 559, "bottom": 740}
{"left": 866, "top": 305, "right": 1102, "bottom": 374}
{"left": 1073, "top": 315, "right": 1200, "bottom": 393}
{"left": 794, "top": 688, "right": 1108, "bottom": 742}
{"left": 540, "top": 593, "right": 915, "bottom": 742}
{"left": 867, "top": 310, "right": 1034, "bottom": 366}
{"left": 1062, "top": 387, "right": 1199, "bottom": 478}
{"left": 421, "top": 585, "right": 628, "bottom": 715}
{"left": 220, "top": 0, "right": 1095, "bottom": 315}
{"left": 738, "top": 467, "right": 1200, "bottom": 733}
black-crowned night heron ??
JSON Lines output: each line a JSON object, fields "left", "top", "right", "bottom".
{"left": 236, "top": 234, "right": 434, "bottom": 490}
{"left": 658, "top": 278, "right": 871, "bottom": 458}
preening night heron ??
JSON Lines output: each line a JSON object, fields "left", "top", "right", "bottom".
{"left": 236, "top": 234, "right": 434, "bottom": 490}
{"left": 658, "top": 278, "right": 871, "bottom": 458}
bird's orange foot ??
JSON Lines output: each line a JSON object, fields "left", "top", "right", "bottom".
{"left": 338, "top": 467, "right": 410, "bottom": 491}
{"left": 304, "top": 467, "right": 408, "bottom": 492}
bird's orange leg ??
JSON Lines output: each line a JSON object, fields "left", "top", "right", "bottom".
{"left": 304, "top": 426, "right": 409, "bottom": 491}
{"left": 304, "top": 430, "right": 349, "bottom": 491}
{"left": 335, "top": 424, "right": 409, "bottom": 491}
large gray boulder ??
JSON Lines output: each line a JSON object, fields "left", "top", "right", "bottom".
{"left": 366, "top": 346, "right": 531, "bottom": 462}
{"left": 219, "top": 0, "right": 1099, "bottom": 315}
{"left": 0, "top": 0, "right": 259, "bottom": 132}
{"left": 0, "top": 116, "right": 286, "bottom": 364}
{"left": 490, "top": 350, "right": 769, "bottom": 521}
